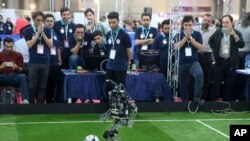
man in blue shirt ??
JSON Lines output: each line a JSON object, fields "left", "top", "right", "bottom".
{"left": 92, "top": 30, "right": 109, "bottom": 56}
{"left": 53, "top": 7, "right": 75, "bottom": 69}
{"left": 105, "top": 11, "right": 132, "bottom": 95}
{"left": 69, "top": 24, "right": 93, "bottom": 69}
{"left": 134, "top": 13, "right": 158, "bottom": 68}
{"left": 175, "top": 15, "right": 204, "bottom": 105}
{"left": 44, "top": 13, "right": 61, "bottom": 103}
{"left": 23, "top": 11, "right": 52, "bottom": 103}
{"left": 152, "top": 19, "right": 170, "bottom": 78}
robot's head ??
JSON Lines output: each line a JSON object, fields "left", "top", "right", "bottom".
{"left": 83, "top": 135, "right": 99, "bottom": 141}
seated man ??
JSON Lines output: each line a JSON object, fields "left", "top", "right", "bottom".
{"left": 69, "top": 24, "right": 93, "bottom": 69}
{"left": 92, "top": 30, "right": 110, "bottom": 56}
{"left": 0, "top": 37, "right": 29, "bottom": 104}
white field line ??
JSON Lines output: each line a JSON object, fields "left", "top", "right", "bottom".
{"left": 0, "top": 118, "right": 250, "bottom": 126}
{"left": 196, "top": 120, "right": 229, "bottom": 138}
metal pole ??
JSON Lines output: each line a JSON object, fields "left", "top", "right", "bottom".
{"left": 226, "top": 0, "right": 232, "bottom": 15}
{"left": 49, "top": 0, "right": 54, "bottom": 12}
{"left": 167, "top": 0, "right": 182, "bottom": 99}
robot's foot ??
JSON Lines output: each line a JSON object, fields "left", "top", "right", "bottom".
{"left": 103, "top": 130, "right": 121, "bottom": 141}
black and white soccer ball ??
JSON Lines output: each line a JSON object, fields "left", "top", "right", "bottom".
{"left": 83, "top": 135, "right": 99, "bottom": 141}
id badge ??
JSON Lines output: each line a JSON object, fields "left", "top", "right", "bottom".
{"left": 185, "top": 47, "right": 192, "bottom": 57}
{"left": 37, "top": 44, "right": 44, "bottom": 54}
{"left": 223, "top": 44, "right": 229, "bottom": 54}
{"left": 64, "top": 40, "right": 69, "bottom": 48}
{"left": 50, "top": 47, "right": 57, "bottom": 55}
{"left": 141, "top": 45, "right": 148, "bottom": 50}
{"left": 109, "top": 49, "right": 116, "bottom": 59}
{"left": 100, "top": 51, "right": 105, "bottom": 56}
{"left": 8, "top": 26, "right": 11, "bottom": 30}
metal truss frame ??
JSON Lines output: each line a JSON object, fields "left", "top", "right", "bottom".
{"left": 167, "top": 0, "right": 182, "bottom": 98}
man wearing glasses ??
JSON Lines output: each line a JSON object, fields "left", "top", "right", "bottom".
{"left": 69, "top": 24, "right": 93, "bottom": 69}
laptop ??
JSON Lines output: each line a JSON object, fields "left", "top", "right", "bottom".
{"left": 84, "top": 55, "right": 108, "bottom": 71}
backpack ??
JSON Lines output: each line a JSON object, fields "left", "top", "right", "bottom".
{"left": 0, "top": 87, "right": 17, "bottom": 104}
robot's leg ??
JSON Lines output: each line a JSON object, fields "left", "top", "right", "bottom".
{"left": 103, "top": 119, "right": 123, "bottom": 141}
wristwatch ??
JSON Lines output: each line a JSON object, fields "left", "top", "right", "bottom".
{"left": 190, "top": 37, "right": 193, "bottom": 40}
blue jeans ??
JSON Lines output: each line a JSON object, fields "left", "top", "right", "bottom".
{"left": 69, "top": 55, "right": 85, "bottom": 70}
{"left": 0, "top": 73, "right": 29, "bottom": 100}
{"left": 178, "top": 61, "right": 204, "bottom": 101}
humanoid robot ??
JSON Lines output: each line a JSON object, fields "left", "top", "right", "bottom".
{"left": 100, "top": 79, "right": 138, "bottom": 141}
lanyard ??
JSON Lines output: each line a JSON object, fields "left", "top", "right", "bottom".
{"left": 65, "top": 24, "right": 68, "bottom": 39}
{"left": 223, "top": 33, "right": 230, "bottom": 42}
{"left": 51, "top": 29, "right": 54, "bottom": 46}
{"left": 111, "top": 30, "right": 119, "bottom": 49}
{"left": 32, "top": 24, "right": 42, "bottom": 44}
{"left": 80, "top": 40, "right": 85, "bottom": 48}
{"left": 187, "top": 40, "right": 191, "bottom": 47}
{"left": 143, "top": 27, "right": 151, "bottom": 39}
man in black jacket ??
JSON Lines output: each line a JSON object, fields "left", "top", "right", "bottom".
{"left": 209, "top": 15, "right": 245, "bottom": 101}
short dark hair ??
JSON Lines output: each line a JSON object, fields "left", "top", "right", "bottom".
{"left": 25, "top": 16, "right": 31, "bottom": 22}
{"left": 221, "top": 15, "right": 233, "bottom": 22}
{"left": 3, "top": 37, "right": 14, "bottom": 45}
{"left": 60, "top": 7, "right": 70, "bottom": 15}
{"left": 84, "top": 8, "right": 95, "bottom": 16}
{"left": 141, "top": 12, "right": 151, "bottom": 19}
{"left": 31, "top": 11, "right": 44, "bottom": 20}
{"left": 182, "top": 15, "right": 194, "bottom": 23}
{"left": 194, "top": 17, "right": 199, "bottom": 22}
{"left": 107, "top": 11, "right": 119, "bottom": 21}
{"left": 92, "top": 30, "right": 103, "bottom": 38}
{"left": 74, "top": 24, "right": 85, "bottom": 32}
{"left": 203, "top": 13, "right": 213, "bottom": 19}
{"left": 161, "top": 19, "right": 170, "bottom": 27}
{"left": 44, "top": 14, "right": 55, "bottom": 21}
{"left": 242, "top": 12, "right": 250, "bottom": 27}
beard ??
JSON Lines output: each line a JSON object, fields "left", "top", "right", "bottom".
{"left": 202, "top": 23, "right": 209, "bottom": 29}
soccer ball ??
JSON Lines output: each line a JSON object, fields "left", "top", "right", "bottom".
{"left": 83, "top": 135, "right": 99, "bottom": 141}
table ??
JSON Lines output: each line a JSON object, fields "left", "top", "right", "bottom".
{"left": 61, "top": 70, "right": 173, "bottom": 102}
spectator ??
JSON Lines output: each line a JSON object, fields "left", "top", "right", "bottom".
{"left": 236, "top": 12, "right": 250, "bottom": 69}
{"left": 53, "top": 7, "right": 75, "bottom": 69}
{"left": 23, "top": 11, "right": 52, "bottom": 103}
{"left": 104, "top": 11, "right": 132, "bottom": 97}
{"left": 152, "top": 19, "right": 170, "bottom": 78}
{"left": 175, "top": 15, "right": 204, "bottom": 105}
{"left": 0, "top": 37, "right": 29, "bottom": 104}
{"left": 193, "top": 13, "right": 216, "bottom": 101}
{"left": 44, "top": 13, "right": 62, "bottom": 103}
{"left": 92, "top": 30, "right": 110, "bottom": 56}
{"left": 134, "top": 13, "right": 158, "bottom": 68}
{"left": 209, "top": 15, "right": 245, "bottom": 101}
{"left": 84, "top": 8, "right": 107, "bottom": 35}
{"left": 69, "top": 24, "right": 93, "bottom": 69}
{"left": 194, "top": 17, "right": 201, "bottom": 26}
{"left": 0, "top": 15, "right": 4, "bottom": 34}
{"left": 4, "top": 18, "right": 14, "bottom": 35}
{"left": 234, "top": 12, "right": 250, "bottom": 101}
{"left": 13, "top": 16, "right": 29, "bottom": 34}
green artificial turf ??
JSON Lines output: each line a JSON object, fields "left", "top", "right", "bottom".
{"left": 0, "top": 112, "right": 249, "bottom": 141}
